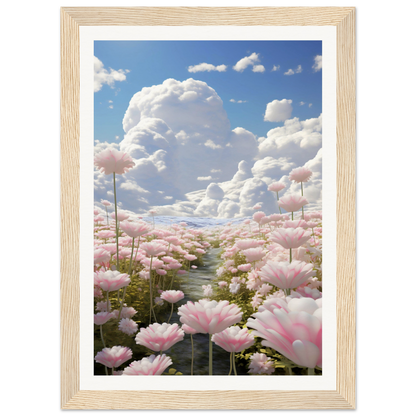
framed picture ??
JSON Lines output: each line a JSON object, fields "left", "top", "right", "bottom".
{"left": 61, "top": 7, "right": 355, "bottom": 409}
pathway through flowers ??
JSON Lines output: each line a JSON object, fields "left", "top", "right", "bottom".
{"left": 93, "top": 148, "right": 323, "bottom": 376}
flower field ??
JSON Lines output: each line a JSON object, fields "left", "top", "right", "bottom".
{"left": 93, "top": 148, "right": 322, "bottom": 376}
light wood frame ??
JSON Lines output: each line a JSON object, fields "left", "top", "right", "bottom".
{"left": 61, "top": 6, "right": 355, "bottom": 409}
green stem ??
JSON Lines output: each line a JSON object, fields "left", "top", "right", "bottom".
{"left": 106, "top": 291, "right": 110, "bottom": 312}
{"left": 290, "top": 248, "right": 292, "bottom": 263}
{"left": 149, "top": 256, "right": 154, "bottom": 325}
{"left": 169, "top": 270, "right": 177, "bottom": 290}
{"left": 232, "top": 352, "right": 237, "bottom": 376}
{"left": 113, "top": 172, "right": 119, "bottom": 271}
{"left": 100, "top": 324, "right": 106, "bottom": 348}
{"left": 209, "top": 334, "right": 213, "bottom": 376}
{"left": 228, "top": 353, "right": 232, "bottom": 376}
{"left": 291, "top": 211, "right": 294, "bottom": 221}
{"left": 104, "top": 366, "right": 108, "bottom": 376}
{"left": 287, "top": 367, "right": 292, "bottom": 376}
{"left": 190, "top": 334, "right": 194, "bottom": 376}
{"left": 308, "top": 367, "right": 315, "bottom": 376}
{"left": 301, "top": 182, "right": 304, "bottom": 219}
{"left": 167, "top": 302, "right": 174, "bottom": 323}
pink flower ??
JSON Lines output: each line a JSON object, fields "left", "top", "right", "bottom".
{"left": 101, "top": 199, "right": 111, "bottom": 207}
{"left": 118, "top": 318, "right": 138, "bottom": 335}
{"left": 235, "top": 239, "right": 262, "bottom": 250}
{"left": 182, "top": 324, "right": 198, "bottom": 335}
{"left": 119, "top": 221, "right": 152, "bottom": 238}
{"left": 94, "top": 346, "right": 132, "bottom": 368}
{"left": 111, "top": 211, "right": 129, "bottom": 221}
{"left": 238, "top": 264, "right": 252, "bottom": 272}
{"left": 229, "top": 282, "right": 240, "bottom": 294}
{"left": 259, "top": 260, "right": 315, "bottom": 289}
{"left": 135, "top": 323, "right": 184, "bottom": 352}
{"left": 269, "top": 228, "right": 312, "bottom": 249}
{"left": 283, "top": 220, "right": 308, "bottom": 229}
{"left": 289, "top": 166, "right": 313, "bottom": 183}
{"left": 212, "top": 326, "right": 255, "bottom": 353}
{"left": 178, "top": 299, "right": 243, "bottom": 334}
{"left": 278, "top": 194, "right": 309, "bottom": 213}
{"left": 94, "top": 248, "right": 111, "bottom": 265}
{"left": 113, "top": 306, "right": 137, "bottom": 319}
{"left": 96, "top": 270, "right": 131, "bottom": 292}
{"left": 253, "top": 211, "right": 266, "bottom": 223}
{"left": 94, "top": 148, "right": 135, "bottom": 175}
{"left": 123, "top": 354, "right": 172, "bottom": 375}
{"left": 248, "top": 353, "right": 275, "bottom": 375}
{"left": 268, "top": 182, "right": 285, "bottom": 192}
{"left": 94, "top": 311, "right": 115, "bottom": 325}
{"left": 202, "top": 285, "right": 213, "bottom": 298}
{"left": 97, "top": 230, "right": 116, "bottom": 239}
{"left": 160, "top": 290, "right": 185, "bottom": 304}
{"left": 140, "top": 242, "right": 166, "bottom": 257}
{"left": 242, "top": 247, "right": 267, "bottom": 263}
{"left": 247, "top": 299, "right": 322, "bottom": 368}
{"left": 184, "top": 254, "right": 197, "bottom": 261}
{"left": 218, "top": 281, "right": 228, "bottom": 289}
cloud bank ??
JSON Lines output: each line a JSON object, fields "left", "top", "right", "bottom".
{"left": 94, "top": 78, "right": 322, "bottom": 218}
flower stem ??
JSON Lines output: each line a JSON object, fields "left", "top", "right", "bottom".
{"left": 105, "top": 206, "right": 109, "bottom": 226}
{"left": 308, "top": 367, "right": 315, "bottom": 375}
{"left": 209, "top": 334, "right": 213, "bottom": 376}
{"left": 100, "top": 324, "right": 106, "bottom": 348}
{"left": 167, "top": 302, "right": 174, "bottom": 323}
{"left": 149, "top": 256, "right": 154, "bottom": 325}
{"left": 190, "top": 334, "right": 194, "bottom": 376}
{"left": 113, "top": 172, "right": 119, "bottom": 271}
{"left": 291, "top": 211, "right": 294, "bottom": 221}
{"left": 290, "top": 248, "right": 292, "bottom": 263}
{"left": 106, "top": 291, "right": 110, "bottom": 312}
{"left": 232, "top": 352, "right": 238, "bottom": 376}
{"left": 228, "top": 353, "right": 232, "bottom": 376}
{"left": 301, "top": 182, "right": 304, "bottom": 219}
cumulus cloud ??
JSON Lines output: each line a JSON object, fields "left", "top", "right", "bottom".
{"left": 264, "top": 99, "right": 293, "bottom": 122}
{"left": 252, "top": 65, "right": 265, "bottom": 73}
{"left": 230, "top": 99, "right": 247, "bottom": 103}
{"left": 295, "top": 65, "right": 302, "bottom": 73}
{"left": 233, "top": 53, "right": 260, "bottom": 72}
{"left": 94, "top": 57, "right": 128, "bottom": 92}
{"left": 272, "top": 65, "right": 280, "bottom": 72}
{"left": 94, "top": 77, "right": 322, "bottom": 218}
{"left": 284, "top": 69, "right": 295, "bottom": 76}
{"left": 312, "top": 55, "right": 322, "bottom": 72}
{"left": 188, "top": 63, "right": 227, "bottom": 73}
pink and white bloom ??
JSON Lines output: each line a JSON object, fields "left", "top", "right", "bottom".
{"left": 253, "top": 211, "right": 266, "bottom": 223}
{"left": 202, "top": 285, "right": 213, "bottom": 298}
{"left": 229, "top": 282, "right": 240, "bottom": 294}
{"left": 95, "top": 270, "right": 131, "bottom": 292}
{"left": 247, "top": 299, "right": 322, "bottom": 368}
{"left": 278, "top": 194, "right": 309, "bottom": 213}
{"left": 268, "top": 182, "right": 286, "bottom": 192}
{"left": 182, "top": 324, "right": 198, "bottom": 335}
{"left": 123, "top": 354, "right": 172, "bottom": 375}
{"left": 242, "top": 247, "right": 267, "bottom": 263}
{"left": 140, "top": 242, "right": 166, "bottom": 257}
{"left": 160, "top": 290, "right": 185, "bottom": 304}
{"left": 101, "top": 199, "right": 111, "bottom": 207}
{"left": 94, "top": 311, "right": 115, "bottom": 325}
{"left": 118, "top": 318, "right": 138, "bottom": 335}
{"left": 259, "top": 260, "right": 315, "bottom": 289}
{"left": 94, "top": 148, "right": 135, "bottom": 175}
{"left": 269, "top": 228, "right": 312, "bottom": 249}
{"left": 135, "top": 323, "right": 185, "bottom": 352}
{"left": 248, "top": 353, "right": 275, "bottom": 375}
{"left": 289, "top": 166, "right": 313, "bottom": 183}
{"left": 119, "top": 221, "right": 152, "bottom": 238}
{"left": 95, "top": 346, "right": 132, "bottom": 368}
{"left": 238, "top": 264, "right": 252, "bottom": 272}
{"left": 178, "top": 300, "right": 243, "bottom": 334}
{"left": 111, "top": 211, "right": 130, "bottom": 222}
{"left": 212, "top": 326, "right": 255, "bottom": 353}
{"left": 94, "top": 248, "right": 111, "bottom": 265}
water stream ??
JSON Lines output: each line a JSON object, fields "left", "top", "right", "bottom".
{"left": 165, "top": 247, "right": 245, "bottom": 375}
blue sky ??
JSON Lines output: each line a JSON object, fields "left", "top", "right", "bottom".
{"left": 93, "top": 41, "right": 323, "bottom": 218}
{"left": 94, "top": 40, "right": 322, "bottom": 144}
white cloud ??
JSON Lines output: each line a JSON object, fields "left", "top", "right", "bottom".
{"left": 295, "top": 65, "right": 303, "bottom": 73}
{"left": 272, "top": 65, "right": 280, "bottom": 72}
{"left": 188, "top": 63, "right": 227, "bottom": 73}
{"left": 284, "top": 69, "right": 295, "bottom": 76}
{"left": 309, "top": 103, "right": 313, "bottom": 108}
{"left": 109, "top": 105, "right": 113, "bottom": 109}
{"left": 95, "top": 78, "right": 322, "bottom": 217}
{"left": 312, "top": 55, "right": 322, "bottom": 72}
{"left": 264, "top": 99, "right": 293, "bottom": 122}
{"left": 230, "top": 99, "right": 236, "bottom": 103}
{"left": 230, "top": 99, "right": 247, "bottom": 103}
{"left": 94, "top": 57, "right": 128, "bottom": 93}
{"left": 233, "top": 53, "right": 260, "bottom": 72}
{"left": 252, "top": 65, "right": 265, "bottom": 73}
{"left": 300, "top": 101, "right": 305, "bottom": 106}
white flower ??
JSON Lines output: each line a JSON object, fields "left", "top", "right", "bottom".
{"left": 229, "top": 283, "right": 241, "bottom": 294}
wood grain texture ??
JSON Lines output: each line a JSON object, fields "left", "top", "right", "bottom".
{"left": 60, "top": 6, "right": 355, "bottom": 410}
{"left": 60, "top": 8, "right": 80, "bottom": 408}
{"left": 336, "top": 7, "right": 356, "bottom": 409}
{"left": 62, "top": 6, "right": 355, "bottom": 26}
